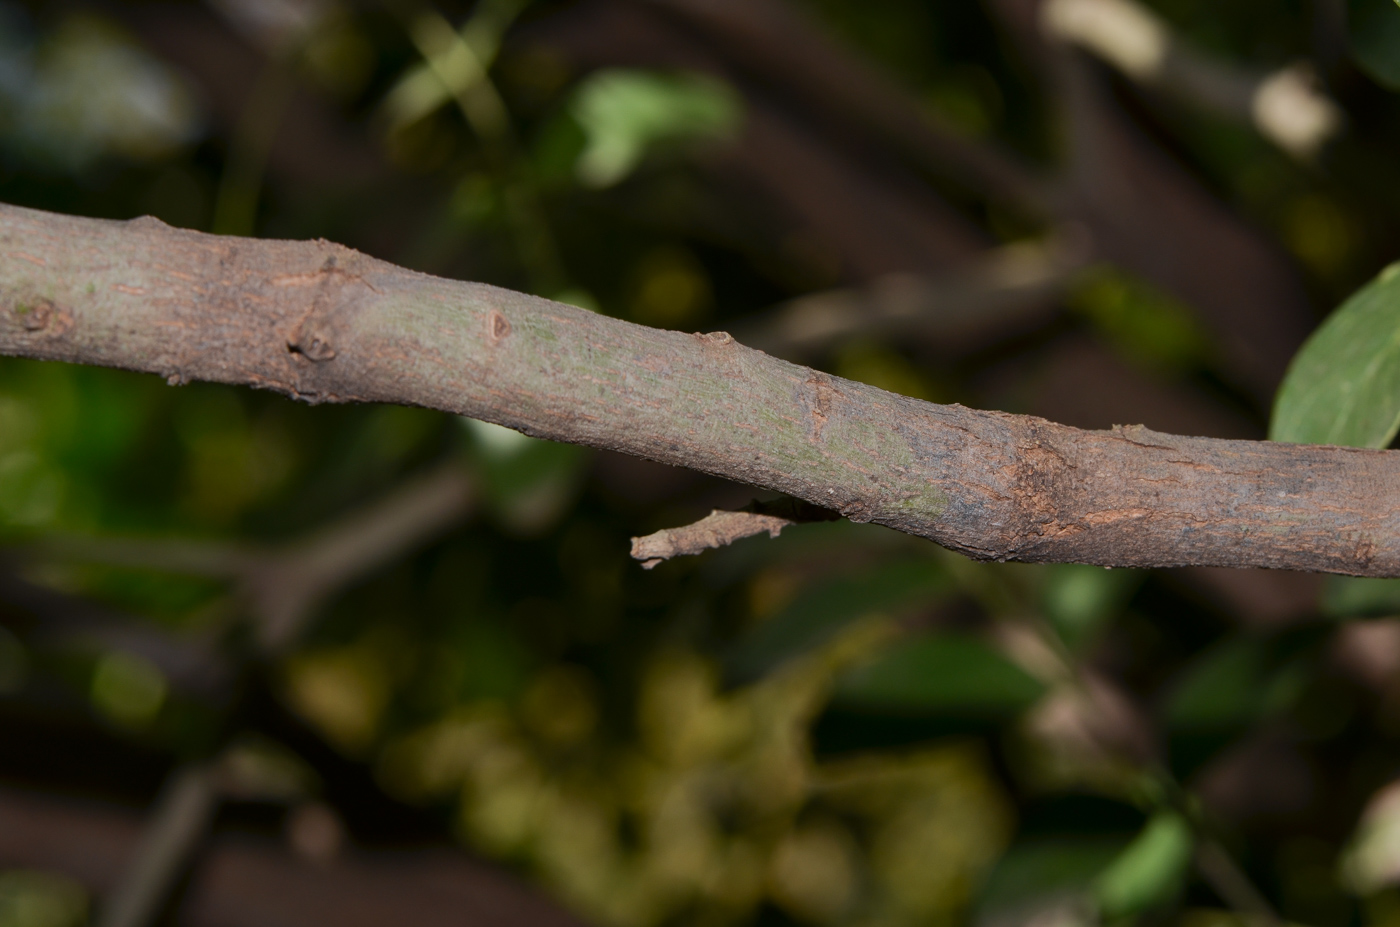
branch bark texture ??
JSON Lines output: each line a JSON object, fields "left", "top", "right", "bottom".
{"left": 0, "top": 204, "right": 1396, "bottom": 576}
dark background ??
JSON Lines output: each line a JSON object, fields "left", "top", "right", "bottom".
{"left": 1, "top": 1, "right": 1399, "bottom": 926}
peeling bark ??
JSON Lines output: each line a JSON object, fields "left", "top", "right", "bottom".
{"left": 0, "top": 204, "right": 1395, "bottom": 576}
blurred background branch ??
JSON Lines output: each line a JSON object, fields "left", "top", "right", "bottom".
{"left": 1042, "top": 0, "right": 1344, "bottom": 159}
{"left": 26, "top": 461, "right": 476, "bottom": 650}
{"left": 738, "top": 230, "right": 1094, "bottom": 360}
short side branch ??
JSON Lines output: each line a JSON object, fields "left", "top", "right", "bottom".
{"left": 631, "top": 499, "right": 839, "bottom": 567}
{"left": 632, "top": 511, "right": 794, "bottom": 568}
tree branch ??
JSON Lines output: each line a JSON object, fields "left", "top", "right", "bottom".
{"left": 97, "top": 764, "right": 220, "bottom": 927}
{"left": 736, "top": 233, "right": 1090, "bottom": 360}
{"left": 986, "top": 0, "right": 1319, "bottom": 406}
{"left": 0, "top": 203, "right": 1395, "bottom": 576}
{"left": 1042, "top": 0, "right": 1343, "bottom": 159}
{"left": 636, "top": 0, "right": 1053, "bottom": 214}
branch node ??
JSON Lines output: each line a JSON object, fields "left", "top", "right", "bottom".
{"left": 18, "top": 298, "right": 52, "bottom": 331}
{"left": 289, "top": 335, "right": 336, "bottom": 362}
{"left": 488, "top": 310, "right": 511, "bottom": 343}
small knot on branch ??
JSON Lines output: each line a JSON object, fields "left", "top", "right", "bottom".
{"left": 488, "top": 310, "right": 511, "bottom": 344}
{"left": 289, "top": 334, "right": 336, "bottom": 362}
{"left": 17, "top": 298, "right": 52, "bottom": 331}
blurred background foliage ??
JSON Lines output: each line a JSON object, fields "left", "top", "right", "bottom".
{"left": 3, "top": 1, "right": 1400, "bottom": 927}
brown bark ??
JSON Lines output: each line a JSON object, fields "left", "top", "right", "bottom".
{"left": 0, "top": 203, "right": 1395, "bottom": 577}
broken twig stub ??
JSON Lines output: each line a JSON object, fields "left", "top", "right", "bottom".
{"left": 631, "top": 510, "right": 795, "bottom": 568}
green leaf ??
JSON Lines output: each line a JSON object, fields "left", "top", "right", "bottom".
{"left": 1323, "top": 576, "right": 1400, "bottom": 618}
{"left": 1271, "top": 261, "right": 1400, "bottom": 448}
{"left": 529, "top": 112, "right": 589, "bottom": 188}
{"left": 568, "top": 69, "right": 742, "bottom": 188}
{"left": 1350, "top": 0, "right": 1400, "bottom": 91}
{"left": 726, "top": 561, "right": 949, "bottom": 682}
{"left": 833, "top": 634, "right": 1045, "bottom": 717}
{"left": 1164, "top": 637, "right": 1306, "bottom": 731}
{"left": 1068, "top": 268, "right": 1213, "bottom": 372}
{"left": 1092, "top": 811, "right": 1194, "bottom": 917}
{"left": 976, "top": 839, "right": 1128, "bottom": 919}
{"left": 1042, "top": 564, "right": 1143, "bottom": 652}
